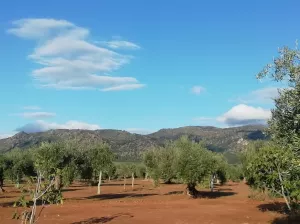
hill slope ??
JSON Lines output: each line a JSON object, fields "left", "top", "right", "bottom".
{"left": 0, "top": 125, "right": 267, "bottom": 161}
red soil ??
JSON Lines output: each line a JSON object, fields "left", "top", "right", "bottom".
{"left": 0, "top": 180, "right": 294, "bottom": 224}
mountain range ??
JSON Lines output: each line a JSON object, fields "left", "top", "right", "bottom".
{"left": 0, "top": 125, "right": 267, "bottom": 162}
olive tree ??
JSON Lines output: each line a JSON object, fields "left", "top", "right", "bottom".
{"left": 256, "top": 44, "right": 300, "bottom": 153}
{"left": 207, "top": 153, "right": 228, "bottom": 192}
{"left": 106, "top": 163, "right": 116, "bottom": 182}
{"left": 33, "top": 142, "right": 76, "bottom": 194}
{"left": 127, "top": 164, "right": 135, "bottom": 189}
{"left": 116, "top": 163, "right": 130, "bottom": 190}
{"left": 175, "top": 136, "right": 212, "bottom": 197}
{"left": 143, "top": 143, "right": 177, "bottom": 185}
{"left": 0, "top": 155, "right": 6, "bottom": 193}
{"left": 244, "top": 142, "right": 300, "bottom": 211}
{"left": 4, "top": 149, "right": 35, "bottom": 188}
{"left": 89, "top": 143, "right": 114, "bottom": 195}
{"left": 143, "top": 148, "right": 160, "bottom": 185}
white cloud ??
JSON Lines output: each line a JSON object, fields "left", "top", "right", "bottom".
{"left": 16, "top": 120, "right": 100, "bottom": 133}
{"left": 16, "top": 112, "right": 56, "bottom": 119}
{"left": 231, "top": 87, "right": 282, "bottom": 104}
{"left": 8, "top": 18, "right": 144, "bottom": 91}
{"left": 101, "top": 83, "right": 145, "bottom": 92}
{"left": 104, "top": 40, "right": 141, "bottom": 50}
{"left": 7, "top": 18, "right": 74, "bottom": 39}
{"left": 0, "top": 133, "right": 15, "bottom": 139}
{"left": 191, "top": 86, "right": 205, "bottom": 95}
{"left": 125, "top": 128, "right": 154, "bottom": 135}
{"left": 23, "top": 106, "right": 41, "bottom": 110}
{"left": 217, "top": 104, "right": 271, "bottom": 126}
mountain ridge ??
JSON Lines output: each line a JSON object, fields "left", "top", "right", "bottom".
{"left": 0, "top": 125, "right": 267, "bottom": 161}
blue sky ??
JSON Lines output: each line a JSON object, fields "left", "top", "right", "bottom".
{"left": 0, "top": 0, "right": 299, "bottom": 137}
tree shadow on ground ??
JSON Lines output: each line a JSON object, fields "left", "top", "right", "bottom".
{"left": 0, "top": 201, "right": 15, "bottom": 207}
{"left": 0, "top": 195, "right": 15, "bottom": 199}
{"left": 62, "top": 188, "right": 80, "bottom": 192}
{"left": 70, "top": 213, "right": 134, "bottom": 224}
{"left": 85, "top": 193, "right": 158, "bottom": 200}
{"left": 270, "top": 214, "right": 300, "bottom": 224}
{"left": 164, "top": 190, "right": 236, "bottom": 198}
{"left": 213, "top": 187, "right": 233, "bottom": 191}
{"left": 0, "top": 198, "right": 54, "bottom": 208}
{"left": 257, "top": 202, "right": 300, "bottom": 224}
{"left": 197, "top": 191, "right": 236, "bottom": 199}
{"left": 164, "top": 191, "right": 184, "bottom": 195}
{"left": 102, "top": 183, "right": 140, "bottom": 187}
{"left": 257, "top": 202, "right": 287, "bottom": 214}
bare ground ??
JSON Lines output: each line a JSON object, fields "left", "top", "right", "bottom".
{"left": 0, "top": 180, "right": 298, "bottom": 224}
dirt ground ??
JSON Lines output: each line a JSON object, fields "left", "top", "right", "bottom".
{"left": 0, "top": 180, "right": 297, "bottom": 224}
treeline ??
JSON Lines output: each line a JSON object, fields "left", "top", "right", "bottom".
{"left": 0, "top": 141, "right": 149, "bottom": 198}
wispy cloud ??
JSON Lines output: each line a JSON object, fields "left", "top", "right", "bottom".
{"left": 101, "top": 83, "right": 145, "bottom": 92}
{"left": 217, "top": 104, "right": 271, "bottom": 126}
{"left": 0, "top": 133, "right": 15, "bottom": 139}
{"left": 125, "top": 128, "right": 154, "bottom": 135}
{"left": 23, "top": 106, "right": 41, "bottom": 110}
{"left": 16, "top": 120, "right": 100, "bottom": 133}
{"left": 8, "top": 18, "right": 145, "bottom": 91}
{"left": 230, "top": 87, "right": 282, "bottom": 104}
{"left": 104, "top": 40, "right": 141, "bottom": 50}
{"left": 191, "top": 86, "right": 205, "bottom": 95}
{"left": 14, "top": 112, "right": 56, "bottom": 119}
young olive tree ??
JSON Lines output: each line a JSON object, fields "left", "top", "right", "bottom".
{"left": 0, "top": 155, "right": 6, "bottom": 193}
{"left": 244, "top": 142, "right": 300, "bottom": 211}
{"left": 207, "top": 153, "right": 228, "bottom": 192}
{"left": 33, "top": 142, "right": 77, "bottom": 203}
{"left": 135, "top": 164, "right": 146, "bottom": 179}
{"left": 157, "top": 143, "right": 178, "bottom": 184}
{"left": 128, "top": 163, "right": 136, "bottom": 189}
{"left": 4, "top": 149, "right": 35, "bottom": 188}
{"left": 89, "top": 143, "right": 114, "bottom": 195}
{"left": 106, "top": 163, "right": 116, "bottom": 182}
{"left": 143, "top": 148, "right": 160, "bottom": 185}
{"left": 116, "top": 163, "right": 130, "bottom": 190}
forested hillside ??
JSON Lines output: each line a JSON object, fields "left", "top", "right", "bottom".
{"left": 0, "top": 125, "right": 267, "bottom": 161}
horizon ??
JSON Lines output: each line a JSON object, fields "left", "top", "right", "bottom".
{"left": 1, "top": 0, "right": 299, "bottom": 139}
{"left": 3, "top": 123, "right": 267, "bottom": 139}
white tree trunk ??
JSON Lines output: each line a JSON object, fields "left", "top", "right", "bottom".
{"left": 278, "top": 168, "right": 291, "bottom": 211}
{"left": 210, "top": 175, "right": 214, "bottom": 192}
{"left": 97, "top": 171, "right": 102, "bottom": 195}
{"left": 131, "top": 173, "right": 135, "bottom": 189}
{"left": 123, "top": 177, "right": 126, "bottom": 190}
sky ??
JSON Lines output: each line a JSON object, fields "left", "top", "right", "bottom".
{"left": 0, "top": 0, "right": 299, "bottom": 138}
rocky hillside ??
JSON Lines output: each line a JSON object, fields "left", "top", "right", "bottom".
{"left": 0, "top": 125, "right": 267, "bottom": 161}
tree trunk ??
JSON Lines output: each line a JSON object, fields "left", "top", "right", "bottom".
{"left": 0, "top": 178, "right": 5, "bottom": 193}
{"left": 97, "top": 171, "right": 102, "bottom": 195}
{"left": 15, "top": 175, "right": 20, "bottom": 189}
{"left": 123, "top": 176, "right": 126, "bottom": 190}
{"left": 210, "top": 175, "right": 215, "bottom": 192}
{"left": 131, "top": 173, "right": 134, "bottom": 189}
{"left": 278, "top": 168, "right": 291, "bottom": 211}
{"left": 243, "top": 177, "right": 247, "bottom": 183}
{"left": 186, "top": 183, "right": 198, "bottom": 198}
{"left": 145, "top": 173, "right": 148, "bottom": 180}
{"left": 55, "top": 175, "right": 62, "bottom": 190}
{"left": 108, "top": 176, "right": 111, "bottom": 182}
